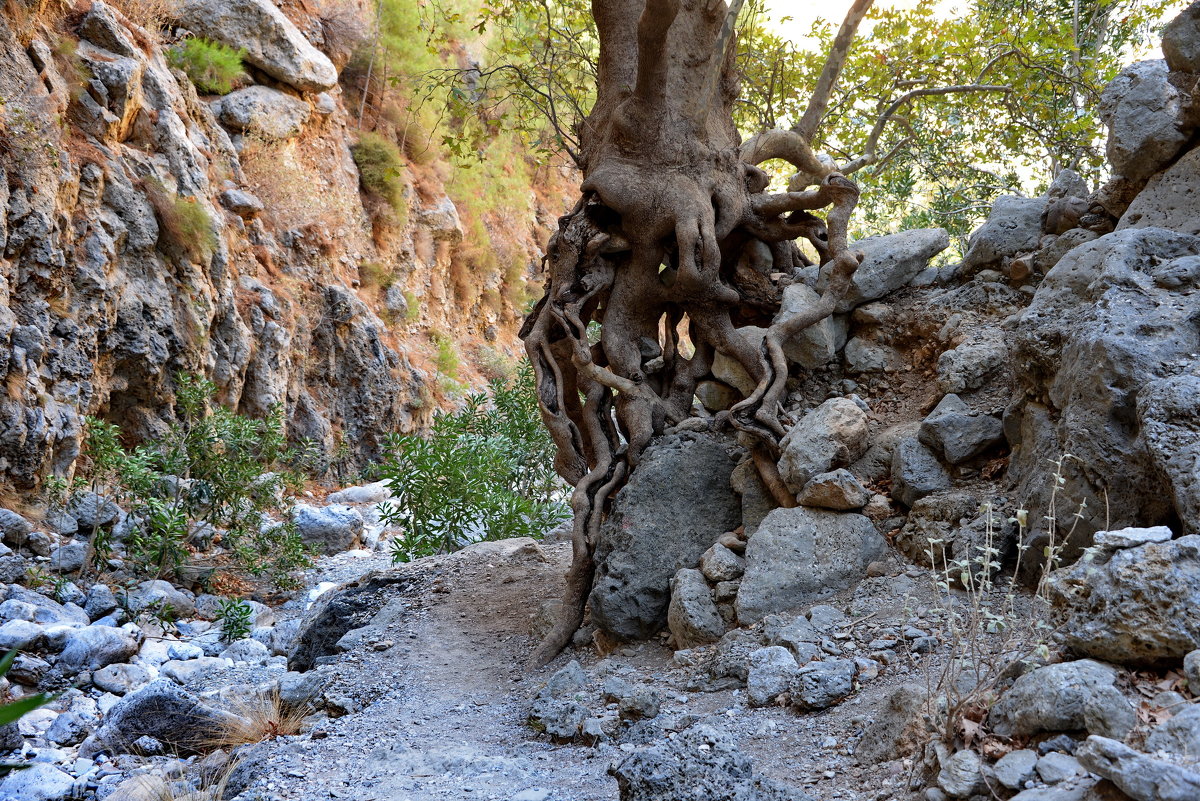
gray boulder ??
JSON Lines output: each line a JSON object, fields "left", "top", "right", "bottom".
{"left": 68, "top": 491, "right": 120, "bottom": 530}
{"left": 1076, "top": 735, "right": 1200, "bottom": 801}
{"left": 93, "top": 662, "right": 151, "bottom": 695}
{"left": 528, "top": 661, "right": 589, "bottom": 743}
{"left": 48, "top": 541, "right": 87, "bottom": 573}
{"left": 959, "top": 195, "right": 1046, "bottom": 276}
{"left": 0, "top": 554, "right": 27, "bottom": 583}
{"left": 778, "top": 398, "right": 870, "bottom": 494}
{"left": 988, "top": 660, "right": 1136, "bottom": 739}
{"left": 610, "top": 724, "right": 808, "bottom": 801}
{"left": 1146, "top": 703, "right": 1200, "bottom": 757}
{"left": 217, "top": 187, "right": 264, "bottom": 219}
{"left": 699, "top": 543, "right": 744, "bottom": 582}
{"left": 667, "top": 569, "right": 725, "bottom": 648}
{"left": 773, "top": 283, "right": 848, "bottom": 367}
{"left": 84, "top": 584, "right": 118, "bottom": 620}
{"left": 796, "top": 469, "right": 870, "bottom": 510}
{"left": 890, "top": 436, "right": 951, "bottom": 508}
{"left": 855, "top": 684, "right": 930, "bottom": 764}
{"left": 45, "top": 710, "right": 93, "bottom": 745}
{"left": 1164, "top": 1, "right": 1200, "bottom": 73}
{"left": 736, "top": 507, "right": 885, "bottom": 623}
{"left": 1047, "top": 535, "right": 1200, "bottom": 665}
{"left": 994, "top": 749, "right": 1040, "bottom": 790}
{"left": 936, "top": 333, "right": 1008, "bottom": 395}
{"left": 0, "top": 508, "right": 32, "bottom": 548}
{"left": 843, "top": 337, "right": 904, "bottom": 373}
{"left": 212, "top": 86, "right": 310, "bottom": 140}
{"left": 174, "top": 0, "right": 338, "bottom": 92}
{"left": 937, "top": 749, "right": 984, "bottom": 798}
{"left": 81, "top": 680, "right": 237, "bottom": 756}
{"left": 289, "top": 569, "right": 414, "bottom": 671}
{"left": 0, "top": 619, "right": 44, "bottom": 651}
{"left": 590, "top": 433, "right": 740, "bottom": 640}
{"left": 746, "top": 646, "right": 800, "bottom": 707}
{"left": 1093, "top": 525, "right": 1174, "bottom": 551}
{"left": 918, "top": 394, "right": 1004, "bottom": 464}
{"left": 790, "top": 658, "right": 856, "bottom": 711}
{"left": 127, "top": 580, "right": 197, "bottom": 618}
{"left": 819, "top": 228, "right": 949, "bottom": 312}
{"left": 293, "top": 503, "right": 364, "bottom": 555}
{"left": 893, "top": 491, "right": 980, "bottom": 566}
{"left": 1099, "top": 60, "right": 1190, "bottom": 183}
{"left": 57, "top": 625, "right": 142, "bottom": 671}
{"left": 0, "top": 763, "right": 75, "bottom": 800}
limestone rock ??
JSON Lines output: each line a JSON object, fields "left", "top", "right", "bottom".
{"left": 1076, "top": 735, "right": 1200, "bottom": 801}
{"left": 959, "top": 195, "right": 1046, "bottom": 276}
{"left": 988, "top": 660, "right": 1136, "bottom": 739}
{"left": 1186, "top": 649, "right": 1200, "bottom": 695}
{"left": 56, "top": 625, "right": 142, "bottom": 672}
{"left": 82, "top": 680, "right": 237, "bottom": 756}
{"left": 819, "top": 228, "right": 950, "bottom": 312}
{"left": 790, "top": 658, "right": 856, "bottom": 711}
{"left": 1099, "top": 60, "right": 1189, "bottom": 183}
{"left": 891, "top": 437, "right": 951, "bottom": 508}
{"left": 212, "top": 86, "right": 311, "bottom": 140}
{"left": 590, "top": 433, "right": 740, "bottom": 640}
{"left": 736, "top": 507, "right": 885, "bottom": 623}
{"left": 292, "top": 503, "right": 364, "bottom": 555}
{"left": 0, "top": 763, "right": 75, "bottom": 801}
{"left": 1163, "top": 2, "right": 1200, "bottom": 73}
{"left": 938, "top": 749, "right": 984, "bottom": 798}
{"left": 1146, "top": 704, "right": 1200, "bottom": 757}
{"left": 289, "top": 569, "right": 413, "bottom": 671}
{"left": 746, "top": 646, "right": 800, "bottom": 707}
{"left": 174, "top": 0, "right": 339, "bottom": 92}
{"left": 1119, "top": 147, "right": 1200, "bottom": 236}
{"left": 667, "top": 568, "right": 725, "bottom": 648}
{"left": 936, "top": 334, "right": 1007, "bottom": 395}
{"left": 0, "top": 508, "right": 32, "bottom": 548}
{"left": 1093, "top": 526, "right": 1173, "bottom": 551}
{"left": 93, "top": 662, "right": 151, "bottom": 695}
{"left": 774, "top": 283, "right": 848, "bottom": 367}
{"left": 918, "top": 394, "right": 1004, "bottom": 464}
{"left": 778, "top": 398, "right": 870, "bottom": 494}
{"left": 797, "top": 469, "right": 870, "bottom": 510}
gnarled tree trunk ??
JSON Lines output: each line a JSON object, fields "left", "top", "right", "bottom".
{"left": 521, "top": 0, "right": 863, "bottom": 667}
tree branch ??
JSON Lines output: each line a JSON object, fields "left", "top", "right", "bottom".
{"left": 793, "top": 0, "right": 875, "bottom": 141}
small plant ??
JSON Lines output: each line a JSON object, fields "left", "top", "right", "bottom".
{"left": 216, "top": 597, "right": 254, "bottom": 642}
{"left": 359, "top": 260, "right": 397, "bottom": 290}
{"left": 141, "top": 177, "right": 217, "bottom": 262}
{"left": 209, "top": 690, "right": 307, "bottom": 749}
{"left": 430, "top": 331, "right": 460, "bottom": 380}
{"left": 0, "top": 650, "right": 54, "bottom": 775}
{"left": 351, "top": 132, "right": 406, "bottom": 214}
{"left": 403, "top": 290, "right": 420, "bottom": 322}
{"left": 168, "top": 38, "right": 247, "bottom": 95}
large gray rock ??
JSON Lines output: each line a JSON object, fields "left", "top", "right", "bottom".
{"left": 127, "top": 579, "right": 197, "bottom": 618}
{"left": 1099, "top": 60, "right": 1190, "bottom": 183}
{"left": 68, "top": 492, "right": 120, "bottom": 530}
{"left": 590, "top": 433, "right": 741, "bottom": 640}
{"left": 855, "top": 684, "right": 930, "bottom": 764}
{"left": 667, "top": 568, "right": 725, "bottom": 648}
{"left": 778, "top": 398, "right": 870, "bottom": 494}
{"left": 212, "top": 86, "right": 310, "bottom": 140}
{"left": 1008, "top": 228, "right": 1200, "bottom": 571}
{"left": 736, "top": 507, "right": 885, "bottom": 623}
{"left": 890, "top": 436, "right": 951, "bottom": 508}
{"left": 994, "top": 749, "right": 1040, "bottom": 790}
{"left": 1164, "top": 2, "right": 1200, "bottom": 73}
{"left": 892, "top": 490, "right": 980, "bottom": 566}
{"left": 288, "top": 569, "right": 415, "bottom": 671}
{"left": 81, "top": 680, "right": 237, "bottom": 756}
{"left": 1146, "top": 703, "right": 1200, "bottom": 757}
{"left": 988, "top": 660, "right": 1136, "bottom": 739}
{"left": 796, "top": 469, "right": 870, "bottom": 510}
{"left": 938, "top": 749, "right": 984, "bottom": 798}
{"left": 0, "top": 508, "right": 32, "bottom": 548}
{"left": 746, "top": 646, "right": 799, "bottom": 707}
{"left": 610, "top": 724, "right": 807, "bottom": 801}
{"left": 1119, "top": 146, "right": 1200, "bottom": 237}
{"left": 48, "top": 541, "right": 86, "bottom": 573}
{"left": 292, "top": 503, "right": 364, "bottom": 555}
{"left": 959, "top": 195, "right": 1046, "bottom": 275}
{"left": 819, "top": 228, "right": 949, "bottom": 312}
{"left": 0, "top": 763, "right": 75, "bottom": 800}
{"left": 790, "top": 658, "right": 856, "bottom": 711}
{"left": 918, "top": 394, "right": 1004, "bottom": 465}
{"left": 57, "top": 624, "right": 142, "bottom": 671}
{"left": 174, "top": 0, "right": 338, "bottom": 92}
{"left": 1076, "top": 735, "right": 1200, "bottom": 801}
{"left": 1047, "top": 535, "right": 1200, "bottom": 664}
{"left": 773, "top": 283, "right": 847, "bottom": 367}
{"left": 936, "top": 333, "right": 1008, "bottom": 395}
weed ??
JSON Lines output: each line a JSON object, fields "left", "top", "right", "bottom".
{"left": 216, "top": 598, "right": 254, "bottom": 642}
{"left": 430, "top": 331, "right": 459, "bottom": 380}
{"left": 209, "top": 690, "right": 307, "bottom": 750}
{"left": 358, "top": 260, "right": 396, "bottom": 290}
{"left": 168, "top": 38, "right": 247, "bottom": 95}
{"left": 351, "top": 132, "right": 407, "bottom": 215}
{"left": 140, "top": 177, "right": 217, "bottom": 263}
{"left": 109, "top": 0, "right": 180, "bottom": 38}
{"left": 403, "top": 290, "right": 420, "bottom": 322}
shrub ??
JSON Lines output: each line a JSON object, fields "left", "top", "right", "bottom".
{"left": 141, "top": 177, "right": 217, "bottom": 262}
{"left": 168, "top": 38, "right": 246, "bottom": 95}
{"left": 110, "top": 0, "right": 180, "bottom": 37}
{"left": 378, "top": 361, "right": 568, "bottom": 562}
{"left": 217, "top": 597, "right": 253, "bottom": 642}
{"left": 359, "top": 260, "right": 396, "bottom": 290}
{"left": 351, "top": 131, "right": 406, "bottom": 213}
{"left": 430, "top": 331, "right": 460, "bottom": 380}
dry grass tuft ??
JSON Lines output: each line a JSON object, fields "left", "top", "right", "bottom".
{"left": 207, "top": 690, "right": 308, "bottom": 750}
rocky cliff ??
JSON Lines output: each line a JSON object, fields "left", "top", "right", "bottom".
{"left": 0, "top": 0, "right": 566, "bottom": 493}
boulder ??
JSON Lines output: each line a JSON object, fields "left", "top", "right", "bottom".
{"left": 959, "top": 195, "right": 1046, "bottom": 276}
{"left": 212, "top": 86, "right": 311, "bottom": 140}
{"left": 796, "top": 469, "right": 870, "bottom": 510}
{"left": 737, "top": 507, "right": 885, "bottom": 624}
{"left": 790, "top": 658, "right": 856, "bottom": 711}
{"left": 1007, "top": 228, "right": 1200, "bottom": 569}
{"left": 746, "top": 646, "right": 800, "bottom": 707}
{"left": 699, "top": 543, "right": 744, "bottom": 582}
{"left": 1118, "top": 147, "right": 1200, "bottom": 236}
{"left": 938, "top": 749, "right": 984, "bottom": 798}
{"left": 994, "top": 749, "right": 1040, "bottom": 790}
{"left": 1146, "top": 703, "right": 1200, "bottom": 757}
{"left": 1076, "top": 735, "right": 1200, "bottom": 801}
{"left": 0, "top": 619, "right": 44, "bottom": 651}
{"left": 589, "top": 433, "right": 740, "bottom": 640}
{"left": 773, "top": 283, "right": 848, "bottom": 367}
{"left": 127, "top": 579, "right": 197, "bottom": 618}
{"left": 778, "top": 398, "right": 870, "bottom": 494}
{"left": 528, "top": 661, "right": 588, "bottom": 742}
{"left": 161, "top": 656, "right": 227, "bottom": 684}
{"left": 57, "top": 625, "right": 142, "bottom": 671}
{"left": 819, "top": 228, "right": 949, "bottom": 312}
{"left": 1163, "top": 1, "right": 1200, "bottom": 73}
{"left": 218, "top": 188, "right": 264, "bottom": 219}
{"left": 711, "top": 326, "right": 765, "bottom": 396}
{"left": 220, "top": 637, "right": 270, "bottom": 664}
{"left": 174, "top": 0, "right": 339, "bottom": 92}
{"left": 936, "top": 333, "right": 1008, "bottom": 395}
{"left": 1047, "top": 535, "right": 1200, "bottom": 664}
{"left": 843, "top": 337, "right": 904, "bottom": 373}
{"left": 918, "top": 394, "right": 1005, "bottom": 464}
{"left": 93, "top": 662, "right": 151, "bottom": 695}
{"left": 82, "top": 680, "right": 237, "bottom": 756}
{"left": 1099, "top": 60, "right": 1190, "bottom": 183}
{"left": 855, "top": 684, "right": 930, "bottom": 764}
{"left": 289, "top": 569, "right": 414, "bottom": 671}
{"left": 890, "top": 437, "right": 951, "bottom": 508}
{"left": 292, "top": 503, "right": 364, "bottom": 555}
{"left": 326, "top": 480, "right": 392, "bottom": 505}
{"left": 48, "top": 541, "right": 87, "bottom": 573}
{"left": 0, "top": 763, "right": 75, "bottom": 800}
{"left": 68, "top": 491, "right": 120, "bottom": 530}
{"left": 988, "top": 660, "right": 1136, "bottom": 739}
{"left": 667, "top": 569, "right": 725, "bottom": 648}
{"left": 893, "top": 490, "right": 980, "bottom": 566}
{"left": 0, "top": 508, "right": 32, "bottom": 548}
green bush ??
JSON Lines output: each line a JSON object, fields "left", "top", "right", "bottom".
{"left": 168, "top": 37, "right": 246, "bottom": 95}
{"left": 141, "top": 177, "right": 217, "bottom": 262}
{"left": 378, "top": 361, "right": 568, "bottom": 562}
{"left": 431, "top": 331, "right": 460, "bottom": 380}
{"left": 351, "top": 132, "right": 406, "bottom": 213}
{"left": 217, "top": 598, "right": 254, "bottom": 642}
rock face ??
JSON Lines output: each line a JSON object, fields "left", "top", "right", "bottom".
{"left": 174, "top": 0, "right": 338, "bottom": 91}
{"left": 1119, "top": 146, "right": 1200, "bottom": 236}
{"left": 1047, "top": 535, "right": 1200, "bottom": 664}
{"left": 821, "top": 228, "right": 950, "bottom": 312}
{"left": 1099, "top": 60, "right": 1190, "bottom": 183}
{"left": 988, "top": 660, "right": 1136, "bottom": 739}
{"left": 590, "top": 433, "right": 741, "bottom": 640}
{"left": 1008, "top": 228, "right": 1200, "bottom": 567}
{"left": 736, "top": 507, "right": 886, "bottom": 623}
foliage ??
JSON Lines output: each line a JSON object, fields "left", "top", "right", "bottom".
{"left": 351, "top": 132, "right": 407, "bottom": 214}
{"left": 378, "top": 361, "right": 568, "bottom": 562}
{"left": 78, "top": 373, "right": 312, "bottom": 589}
{"left": 217, "top": 597, "right": 254, "bottom": 642}
{"left": 168, "top": 38, "right": 247, "bottom": 95}
{"left": 0, "top": 650, "right": 54, "bottom": 775}
{"left": 430, "top": 331, "right": 460, "bottom": 380}
{"left": 141, "top": 177, "right": 217, "bottom": 262}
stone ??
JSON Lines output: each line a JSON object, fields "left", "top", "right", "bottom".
{"left": 0, "top": 555, "right": 27, "bottom": 583}
{"left": 893, "top": 491, "right": 980, "bottom": 566}
{"left": 1146, "top": 703, "right": 1200, "bottom": 757}
{"left": 218, "top": 188, "right": 264, "bottom": 219}
{"left": 696, "top": 380, "right": 739, "bottom": 412}
{"left": 7, "top": 653, "right": 51, "bottom": 685}
{"left": 1099, "top": 60, "right": 1189, "bottom": 183}
{"left": 1037, "top": 752, "right": 1085, "bottom": 784}
{"left": 762, "top": 614, "right": 821, "bottom": 662}
{"left": 855, "top": 684, "right": 930, "bottom": 764}
{"left": 774, "top": 283, "right": 847, "bottom": 367}
{"left": 1092, "top": 526, "right": 1173, "bottom": 551}
{"left": 161, "top": 657, "right": 227, "bottom": 684}
{"left": 590, "top": 433, "right": 740, "bottom": 640}
{"left": 277, "top": 669, "right": 331, "bottom": 713}
{"left": 610, "top": 724, "right": 809, "bottom": 801}
{"left": 289, "top": 569, "right": 413, "bottom": 671}
{"left": 168, "top": 641, "right": 205, "bottom": 661}
{"left": 292, "top": 503, "right": 364, "bottom": 556}
{"left": 819, "top": 228, "right": 950, "bottom": 312}
{"left": 936, "top": 334, "right": 1007, "bottom": 394}
{"left": 84, "top": 584, "right": 118, "bottom": 620}
{"left": 1163, "top": 2, "right": 1200, "bottom": 73}
{"left": 0, "top": 508, "right": 32, "bottom": 548}
{"left": 736, "top": 507, "right": 885, "bottom": 623}
{"left": 45, "top": 711, "right": 92, "bottom": 745}
{"left": 918, "top": 394, "right": 1005, "bottom": 464}
{"left": 851, "top": 421, "right": 919, "bottom": 484}
{"left": 1118, "top": 147, "right": 1200, "bottom": 236}
{"left": 81, "top": 680, "right": 236, "bottom": 756}
{"left": 1137, "top": 374, "right": 1200, "bottom": 532}
{"left": 1077, "top": 735, "right": 1200, "bottom": 801}
{"left": 212, "top": 86, "right": 311, "bottom": 140}
{"left": 57, "top": 625, "right": 142, "bottom": 671}
{"left": 891, "top": 437, "right": 952, "bottom": 508}
{"left": 326, "top": 480, "right": 392, "bottom": 505}
{"left": 989, "top": 660, "right": 1136, "bottom": 739}
{"left": 68, "top": 491, "right": 120, "bottom": 530}
{"left": 843, "top": 337, "right": 903, "bottom": 373}
{"left": 668, "top": 568, "right": 725, "bottom": 648}
{"left": 994, "top": 749, "right": 1039, "bottom": 790}
{"left": 746, "top": 646, "right": 799, "bottom": 707}
{"left": 0, "top": 763, "right": 75, "bottom": 800}
{"left": 1047, "top": 535, "right": 1200, "bottom": 665}
{"left": 1186, "top": 650, "right": 1200, "bottom": 695}
{"left": 48, "top": 541, "right": 86, "bottom": 573}
{"left": 960, "top": 195, "right": 1046, "bottom": 276}
{"left": 699, "top": 543, "right": 744, "bottom": 582}
{"left": 937, "top": 749, "right": 983, "bottom": 798}
{"left": 790, "top": 658, "right": 856, "bottom": 710}
{"left": 93, "top": 662, "right": 151, "bottom": 695}
{"left": 711, "top": 326, "right": 766, "bottom": 396}
{"left": 174, "top": 0, "right": 338, "bottom": 91}
{"left": 220, "top": 637, "right": 270, "bottom": 664}
{"left": 796, "top": 469, "right": 870, "bottom": 510}
{"left": 128, "top": 580, "right": 197, "bottom": 619}
{"left": 0, "top": 619, "right": 44, "bottom": 651}
{"left": 778, "top": 398, "right": 870, "bottom": 494}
